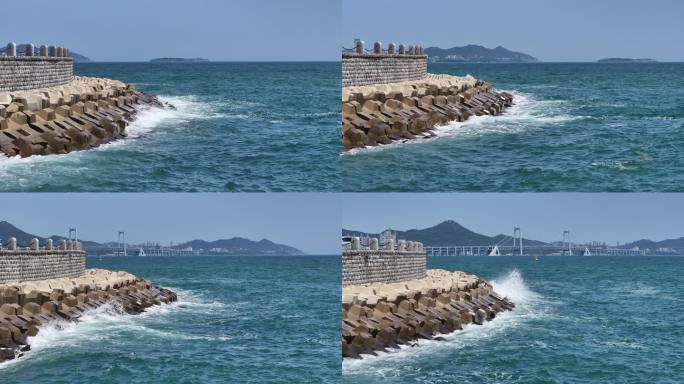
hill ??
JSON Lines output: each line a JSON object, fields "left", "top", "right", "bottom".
{"left": 0, "top": 220, "right": 100, "bottom": 247}
{"left": 0, "top": 44, "right": 91, "bottom": 62}
{"left": 622, "top": 237, "right": 684, "bottom": 250}
{"left": 0, "top": 221, "right": 303, "bottom": 255}
{"left": 173, "top": 237, "right": 303, "bottom": 255}
{"left": 424, "top": 44, "right": 539, "bottom": 63}
{"left": 343, "top": 220, "right": 547, "bottom": 246}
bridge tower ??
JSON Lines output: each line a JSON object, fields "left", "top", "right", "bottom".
{"left": 118, "top": 231, "right": 127, "bottom": 256}
{"left": 513, "top": 227, "right": 523, "bottom": 256}
{"left": 563, "top": 230, "right": 572, "bottom": 256}
{"left": 68, "top": 227, "right": 77, "bottom": 241}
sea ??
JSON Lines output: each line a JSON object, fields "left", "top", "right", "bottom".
{"left": 342, "top": 63, "right": 684, "bottom": 192}
{"left": 0, "top": 255, "right": 340, "bottom": 384}
{"left": 343, "top": 256, "right": 684, "bottom": 384}
{"left": 0, "top": 62, "right": 340, "bottom": 192}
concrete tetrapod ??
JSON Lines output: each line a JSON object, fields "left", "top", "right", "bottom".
{"left": 0, "top": 76, "right": 175, "bottom": 158}
{"left": 0, "top": 269, "right": 178, "bottom": 363}
{"left": 341, "top": 269, "right": 515, "bottom": 358}
{"left": 342, "top": 74, "right": 513, "bottom": 151}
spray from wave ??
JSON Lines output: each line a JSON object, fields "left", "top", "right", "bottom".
{"left": 0, "top": 287, "right": 221, "bottom": 369}
{"left": 491, "top": 269, "right": 538, "bottom": 304}
{"left": 0, "top": 95, "right": 221, "bottom": 170}
{"left": 343, "top": 269, "right": 544, "bottom": 373}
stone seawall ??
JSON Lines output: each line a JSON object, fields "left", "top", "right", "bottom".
{"left": 0, "top": 268, "right": 177, "bottom": 362}
{"left": 0, "top": 76, "right": 171, "bottom": 157}
{"left": 342, "top": 250, "right": 426, "bottom": 286}
{"left": 342, "top": 74, "right": 513, "bottom": 150}
{"left": 0, "top": 57, "right": 73, "bottom": 92}
{"left": 342, "top": 269, "right": 514, "bottom": 358}
{"left": 0, "top": 238, "right": 86, "bottom": 284}
{"left": 342, "top": 54, "right": 427, "bottom": 87}
{"left": 0, "top": 250, "right": 85, "bottom": 284}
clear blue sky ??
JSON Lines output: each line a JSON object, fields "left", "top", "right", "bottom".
{"left": 342, "top": 194, "right": 684, "bottom": 245}
{"left": 343, "top": 0, "right": 684, "bottom": 62}
{"left": 1, "top": 193, "right": 339, "bottom": 254}
{"left": 0, "top": 0, "right": 339, "bottom": 61}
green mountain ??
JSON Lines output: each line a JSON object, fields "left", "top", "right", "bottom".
{"left": 424, "top": 44, "right": 539, "bottom": 63}
{"left": 343, "top": 220, "right": 547, "bottom": 246}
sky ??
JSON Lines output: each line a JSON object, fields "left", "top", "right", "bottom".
{"left": 343, "top": 0, "right": 684, "bottom": 62}
{"left": 0, "top": 0, "right": 339, "bottom": 61}
{"left": 342, "top": 194, "right": 684, "bottom": 245}
{"left": 0, "top": 193, "right": 340, "bottom": 255}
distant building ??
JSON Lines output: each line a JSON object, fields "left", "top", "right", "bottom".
{"left": 380, "top": 229, "right": 396, "bottom": 247}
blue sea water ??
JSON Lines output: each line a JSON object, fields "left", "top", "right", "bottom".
{"left": 342, "top": 63, "right": 684, "bottom": 192}
{"left": 342, "top": 256, "right": 684, "bottom": 383}
{"left": 0, "top": 256, "right": 340, "bottom": 384}
{"left": 0, "top": 62, "right": 340, "bottom": 192}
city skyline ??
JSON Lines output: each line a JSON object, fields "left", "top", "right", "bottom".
{"left": 343, "top": 0, "right": 684, "bottom": 62}
{"left": 341, "top": 194, "right": 684, "bottom": 245}
{"left": 0, "top": 193, "right": 340, "bottom": 254}
{"left": 0, "top": 0, "right": 339, "bottom": 61}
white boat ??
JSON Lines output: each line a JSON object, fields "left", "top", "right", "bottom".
{"left": 138, "top": 247, "right": 146, "bottom": 257}
{"left": 488, "top": 246, "right": 501, "bottom": 256}
{"left": 583, "top": 247, "right": 591, "bottom": 256}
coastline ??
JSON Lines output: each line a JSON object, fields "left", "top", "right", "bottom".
{"left": 0, "top": 268, "right": 177, "bottom": 363}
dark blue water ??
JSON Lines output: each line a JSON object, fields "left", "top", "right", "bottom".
{"left": 0, "top": 62, "right": 340, "bottom": 192}
{"left": 342, "top": 63, "right": 684, "bottom": 192}
{"left": 0, "top": 256, "right": 340, "bottom": 384}
{"left": 343, "top": 256, "right": 684, "bottom": 383}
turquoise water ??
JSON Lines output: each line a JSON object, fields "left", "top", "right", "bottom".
{"left": 343, "top": 256, "right": 684, "bottom": 383}
{"left": 342, "top": 63, "right": 684, "bottom": 192}
{"left": 0, "top": 62, "right": 340, "bottom": 192}
{"left": 0, "top": 256, "right": 340, "bottom": 384}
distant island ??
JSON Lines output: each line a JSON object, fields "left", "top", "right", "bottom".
{"left": 0, "top": 220, "right": 303, "bottom": 256}
{"left": 597, "top": 58, "right": 658, "bottom": 63}
{"left": 0, "top": 43, "right": 91, "bottom": 62}
{"left": 424, "top": 44, "right": 539, "bottom": 63}
{"left": 150, "top": 57, "right": 209, "bottom": 63}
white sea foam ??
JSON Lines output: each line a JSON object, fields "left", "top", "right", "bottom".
{"left": 342, "top": 269, "right": 544, "bottom": 372}
{"left": 491, "top": 269, "right": 539, "bottom": 304}
{"left": 0, "top": 94, "right": 221, "bottom": 170}
{"left": 343, "top": 91, "right": 583, "bottom": 156}
{"left": 0, "top": 288, "right": 224, "bottom": 369}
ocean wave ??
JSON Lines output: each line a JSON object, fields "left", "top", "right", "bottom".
{"left": 0, "top": 287, "right": 228, "bottom": 369}
{"left": 343, "top": 269, "right": 545, "bottom": 371}
{"left": 491, "top": 269, "right": 539, "bottom": 304}
{"left": 343, "top": 91, "right": 583, "bottom": 156}
{"left": 0, "top": 94, "right": 222, "bottom": 169}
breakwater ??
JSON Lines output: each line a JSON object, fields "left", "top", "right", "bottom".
{"left": 342, "top": 236, "right": 514, "bottom": 358}
{"left": 0, "top": 42, "right": 172, "bottom": 158}
{"left": 0, "top": 268, "right": 177, "bottom": 363}
{"left": 341, "top": 40, "right": 513, "bottom": 151}
{"left": 0, "top": 238, "right": 177, "bottom": 363}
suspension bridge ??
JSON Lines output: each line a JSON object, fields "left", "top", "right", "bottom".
{"left": 424, "top": 228, "right": 645, "bottom": 257}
